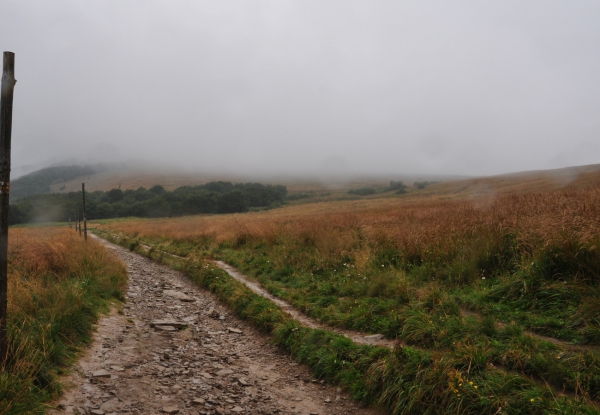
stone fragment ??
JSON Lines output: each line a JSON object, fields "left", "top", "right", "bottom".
{"left": 227, "top": 327, "right": 242, "bottom": 334}
{"left": 100, "top": 398, "right": 119, "bottom": 412}
{"left": 238, "top": 378, "right": 250, "bottom": 386}
{"left": 161, "top": 407, "right": 180, "bottom": 414}
{"left": 155, "top": 325, "right": 177, "bottom": 332}
{"left": 364, "top": 334, "right": 384, "bottom": 343}
{"left": 207, "top": 308, "right": 221, "bottom": 318}
{"left": 231, "top": 407, "right": 244, "bottom": 413}
{"left": 163, "top": 290, "right": 194, "bottom": 302}
{"left": 92, "top": 369, "right": 111, "bottom": 378}
{"left": 90, "top": 410, "right": 105, "bottom": 415}
{"left": 151, "top": 319, "right": 188, "bottom": 329}
{"left": 216, "top": 369, "right": 234, "bottom": 376}
{"left": 110, "top": 366, "right": 125, "bottom": 372}
{"left": 200, "top": 372, "right": 214, "bottom": 379}
{"left": 191, "top": 398, "right": 206, "bottom": 405}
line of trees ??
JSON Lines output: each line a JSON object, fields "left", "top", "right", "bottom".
{"left": 9, "top": 181, "right": 287, "bottom": 225}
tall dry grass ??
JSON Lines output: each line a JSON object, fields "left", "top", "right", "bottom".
{"left": 0, "top": 228, "right": 127, "bottom": 415}
{"left": 101, "top": 186, "right": 600, "bottom": 263}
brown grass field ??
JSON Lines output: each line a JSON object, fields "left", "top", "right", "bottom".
{"left": 98, "top": 177, "right": 600, "bottom": 254}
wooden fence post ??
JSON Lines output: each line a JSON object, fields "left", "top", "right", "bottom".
{"left": 0, "top": 51, "right": 16, "bottom": 366}
{"left": 78, "top": 209, "right": 81, "bottom": 236}
{"left": 82, "top": 183, "right": 87, "bottom": 241}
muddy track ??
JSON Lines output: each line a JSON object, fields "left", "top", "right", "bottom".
{"left": 50, "top": 237, "right": 379, "bottom": 415}
{"left": 458, "top": 309, "right": 599, "bottom": 353}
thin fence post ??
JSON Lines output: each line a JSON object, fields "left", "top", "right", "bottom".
{"left": 78, "top": 209, "right": 81, "bottom": 236}
{"left": 0, "top": 51, "right": 16, "bottom": 366}
{"left": 82, "top": 183, "right": 87, "bottom": 241}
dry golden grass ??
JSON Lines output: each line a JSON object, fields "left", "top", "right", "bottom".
{"left": 99, "top": 184, "right": 600, "bottom": 256}
{"left": 1, "top": 227, "right": 127, "bottom": 415}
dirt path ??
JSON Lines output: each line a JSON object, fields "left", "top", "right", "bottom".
{"left": 50, "top": 238, "right": 379, "bottom": 415}
{"left": 214, "top": 261, "right": 397, "bottom": 349}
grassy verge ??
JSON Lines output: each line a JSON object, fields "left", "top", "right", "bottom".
{"left": 98, "top": 229, "right": 600, "bottom": 414}
{"left": 0, "top": 228, "right": 127, "bottom": 415}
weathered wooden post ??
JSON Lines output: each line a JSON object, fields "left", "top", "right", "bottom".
{"left": 78, "top": 209, "right": 81, "bottom": 236}
{"left": 82, "top": 183, "right": 87, "bottom": 241}
{"left": 0, "top": 52, "right": 16, "bottom": 366}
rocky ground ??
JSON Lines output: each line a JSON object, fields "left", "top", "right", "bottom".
{"left": 49, "top": 238, "right": 379, "bottom": 415}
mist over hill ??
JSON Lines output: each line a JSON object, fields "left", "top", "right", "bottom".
{"left": 10, "top": 164, "right": 110, "bottom": 200}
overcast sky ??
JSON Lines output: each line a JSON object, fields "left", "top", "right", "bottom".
{"left": 1, "top": 1, "right": 599, "bottom": 177}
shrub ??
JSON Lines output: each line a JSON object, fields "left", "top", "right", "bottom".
{"left": 348, "top": 187, "right": 377, "bottom": 196}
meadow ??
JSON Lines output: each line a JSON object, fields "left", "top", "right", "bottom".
{"left": 0, "top": 228, "right": 127, "bottom": 415}
{"left": 94, "top": 174, "right": 600, "bottom": 414}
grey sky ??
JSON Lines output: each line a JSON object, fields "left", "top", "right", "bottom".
{"left": 1, "top": 1, "right": 599, "bottom": 177}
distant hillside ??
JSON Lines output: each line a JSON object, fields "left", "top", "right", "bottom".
{"left": 409, "top": 163, "right": 600, "bottom": 200}
{"left": 12, "top": 161, "right": 600, "bottom": 205}
{"left": 11, "top": 165, "right": 108, "bottom": 200}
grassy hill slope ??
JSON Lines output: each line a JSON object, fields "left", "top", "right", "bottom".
{"left": 10, "top": 165, "right": 108, "bottom": 200}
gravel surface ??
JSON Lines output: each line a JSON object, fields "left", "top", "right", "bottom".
{"left": 49, "top": 237, "right": 380, "bottom": 415}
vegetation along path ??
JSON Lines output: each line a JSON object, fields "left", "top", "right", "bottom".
{"left": 140, "top": 243, "right": 596, "bottom": 354}
{"left": 50, "top": 236, "right": 377, "bottom": 415}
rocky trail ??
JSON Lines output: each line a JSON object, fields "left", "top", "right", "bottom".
{"left": 50, "top": 238, "right": 379, "bottom": 415}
